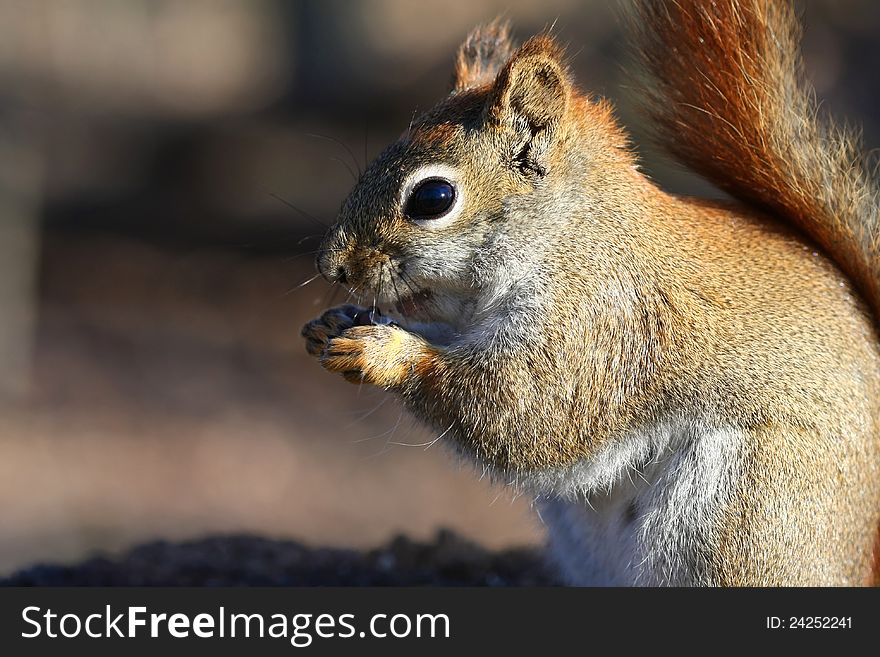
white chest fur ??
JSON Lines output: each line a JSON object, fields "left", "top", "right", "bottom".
{"left": 536, "top": 425, "right": 745, "bottom": 586}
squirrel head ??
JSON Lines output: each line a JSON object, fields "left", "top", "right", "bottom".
{"left": 317, "top": 22, "right": 632, "bottom": 327}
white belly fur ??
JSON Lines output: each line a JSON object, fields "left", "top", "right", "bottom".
{"left": 536, "top": 425, "right": 745, "bottom": 586}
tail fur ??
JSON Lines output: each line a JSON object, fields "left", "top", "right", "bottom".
{"left": 633, "top": 0, "right": 880, "bottom": 316}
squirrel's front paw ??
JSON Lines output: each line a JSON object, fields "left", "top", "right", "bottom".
{"left": 321, "top": 324, "right": 428, "bottom": 388}
{"left": 301, "top": 304, "right": 362, "bottom": 356}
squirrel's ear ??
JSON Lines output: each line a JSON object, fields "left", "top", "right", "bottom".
{"left": 486, "top": 36, "right": 570, "bottom": 173}
{"left": 453, "top": 19, "right": 516, "bottom": 92}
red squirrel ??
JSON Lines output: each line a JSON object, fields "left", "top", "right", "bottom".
{"left": 302, "top": 0, "right": 880, "bottom": 585}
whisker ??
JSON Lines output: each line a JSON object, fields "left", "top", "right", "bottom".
{"left": 352, "top": 410, "right": 404, "bottom": 445}
{"left": 268, "top": 193, "right": 328, "bottom": 228}
{"left": 390, "top": 422, "right": 454, "bottom": 449}
{"left": 424, "top": 422, "right": 455, "bottom": 450}
{"left": 327, "top": 155, "right": 358, "bottom": 183}
{"left": 397, "top": 269, "right": 422, "bottom": 300}
{"left": 306, "top": 132, "right": 363, "bottom": 177}
{"left": 361, "top": 410, "right": 407, "bottom": 457}
{"left": 406, "top": 107, "right": 420, "bottom": 138}
{"left": 282, "top": 272, "right": 323, "bottom": 296}
{"left": 289, "top": 247, "right": 346, "bottom": 263}
{"left": 319, "top": 283, "right": 340, "bottom": 309}
{"left": 344, "top": 282, "right": 363, "bottom": 305}
{"left": 387, "top": 262, "right": 404, "bottom": 312}
{"left": 393, "top": 262, "right": 418, "bottom": 294}
{"left": 297, "top": 233, "right": 323, "bottom": 246}
{"left": 344, "top": 395, "right": 391, "bottom": 427}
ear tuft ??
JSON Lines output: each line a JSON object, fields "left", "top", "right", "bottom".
{"left": 453, "top": 18, "right": 516, "bottom": 92}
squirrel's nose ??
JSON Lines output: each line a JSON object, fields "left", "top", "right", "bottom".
{"left": 331, "top": 266, "right": 348, "bottom": 285}
{"left": 317, "top": 248, "right": 349, "bottom": 285}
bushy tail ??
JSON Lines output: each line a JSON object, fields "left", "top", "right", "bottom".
{"left": 632, "top": 0, "right": 880, "bottom": 316}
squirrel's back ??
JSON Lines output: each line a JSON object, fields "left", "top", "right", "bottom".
{"left": 633, "top": 0, "right": 880, "bottom": 318}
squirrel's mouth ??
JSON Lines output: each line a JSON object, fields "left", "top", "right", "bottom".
{"left": 394, "top": 289, "right": 433, "bottom": 317}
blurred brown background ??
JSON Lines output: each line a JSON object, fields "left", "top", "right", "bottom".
{"left": 0, "top": 0, "right": 878, "bottom": 576}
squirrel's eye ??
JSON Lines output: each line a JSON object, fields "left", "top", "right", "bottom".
{"left": 404, "top": 178, "right": 456, "bottom": 220}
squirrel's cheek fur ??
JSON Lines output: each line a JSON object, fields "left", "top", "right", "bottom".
{"left": 303, "top": 1, "right": 880, "bottom": 586}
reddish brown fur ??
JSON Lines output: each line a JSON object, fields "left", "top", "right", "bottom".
{"left": 633, "top": 0, "right": 880, "bottom": 316}
{"left": 453, "top": 18, "right": 516, "bottom": 92}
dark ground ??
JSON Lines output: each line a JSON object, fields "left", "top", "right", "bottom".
{"left": 1, "top": 531, "right": 556, "bottom": 586}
